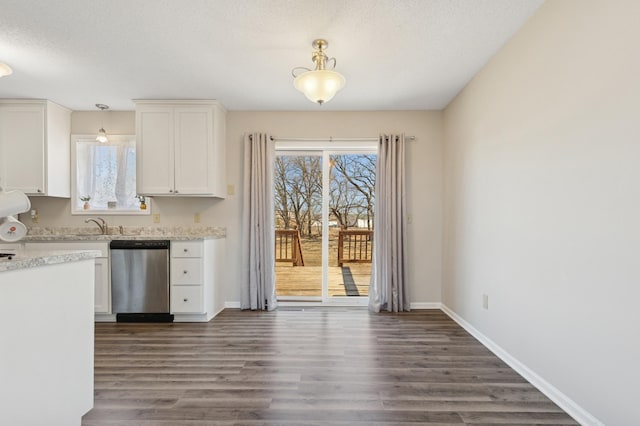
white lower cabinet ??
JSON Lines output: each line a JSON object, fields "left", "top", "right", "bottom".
{"left": 170, "top": 239, "right": 223, "bottom": 321}
{"left": 4, "top": 237, "right": 225, "bottom": 322}
{"left": 171, "top": 285, "right": 203, "bottom": 313}
{"left": 21, "top": 241, "right": 110, "bottom": 315}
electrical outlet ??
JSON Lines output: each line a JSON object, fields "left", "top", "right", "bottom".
{"left": 194, "top": 213, "right": 201, "bottom": 223}
{"left": 482, "top": 294, "right": 489, "bottom": 310}
{"left": 227, "top": 184, "right": 235, "bottom": 195}
{"left": 31, "top": 210, "right": 39, "bottom": 223}
{"left": 153, "top": 214, "right": 161, "bottom": 223}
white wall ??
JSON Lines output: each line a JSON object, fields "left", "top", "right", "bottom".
{"left": 27, "top": 110, "right": 444, "bottom": 307}
{"left": 442, "top": 1, "right": 640, "bottom": 424}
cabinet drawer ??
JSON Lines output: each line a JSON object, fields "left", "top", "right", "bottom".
{"left": 171, "top": 241, "right": 202, "bottom": 258}
{"left": 171, "top": 285, "right": 203, "bottom": 313}
{"left": 171, "top": 258, "right": 202, "bottom": 284}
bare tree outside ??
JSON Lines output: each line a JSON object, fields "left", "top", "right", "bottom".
{"left": 273, "top": 157, "right": 291, "bottom": 229}
{"left": 273, "top": 155, "right": 322, "bottom": 237}
{"left": 330, "top": 154, "right": 376, "bottom": 230}
{"left": 274, "top": 154, "right": 376, "bottom": 234}
{"left": 293, "top": 156, "right": 322, "bottom": 236}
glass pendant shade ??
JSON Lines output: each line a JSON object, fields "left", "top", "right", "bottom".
{"left": 0, "top": 63, "right": 13, "bottom": 77}
{"left": 292, "top": 39, "right": 345, "bottom": 105}
{"left": 96, "top": 128, "right": 108, "bottom": 143}
{"left": 95, "top": 104, "right": 109, "bottom": 143}
{"left": 294, "top": 69, "right": 346, "bottom": 105}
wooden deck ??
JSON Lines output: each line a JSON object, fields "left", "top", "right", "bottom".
{"left": 276, "top": 264, "right": 371, "bottom": 297}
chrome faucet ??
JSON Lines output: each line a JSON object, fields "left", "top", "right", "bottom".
{"left": 85, "top": 217, "right": 108, "bottom": 235}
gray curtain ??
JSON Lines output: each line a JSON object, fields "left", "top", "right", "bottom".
{"left": 369, "top": 134, "right": 410, "bottom": 312}
{"left": 241, "top": 133, "right": 277, "bottom": 311}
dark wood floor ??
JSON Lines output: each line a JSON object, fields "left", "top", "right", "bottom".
{"left": 83, "top": 308, "right": 577, "bottom": 425}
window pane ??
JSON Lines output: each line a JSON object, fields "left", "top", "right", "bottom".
{"left": 73, "top": 136, "right": 145, "bottom": 214}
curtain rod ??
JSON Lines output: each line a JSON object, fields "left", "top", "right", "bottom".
{"left": 269, "top": 136, "right": 415, "bottom": 142}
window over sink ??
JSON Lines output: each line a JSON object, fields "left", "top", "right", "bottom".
{"left": 71, "top": 134, "right": 150, "bottom": 215}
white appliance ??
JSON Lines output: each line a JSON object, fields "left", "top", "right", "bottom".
{"left": 0, "top": 190, "right": 30, "bottom": 242}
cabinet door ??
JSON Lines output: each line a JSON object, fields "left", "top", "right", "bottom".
{"left": 44, "top": 102, "right": 71, "bottom": 198}
{"left": 136, "top": 107, "right": 174, "bottom": 194}
{"left": 94, "top": 257, "right": 110, "bottom": 313}
{"left": 0, "top": 105, "right": 46, "bottom": 194}
{"left": 173, "top": 107, "right": 213, "bottom": 195}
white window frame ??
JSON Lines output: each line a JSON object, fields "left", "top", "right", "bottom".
{"left": 70, "top": 134, "right": 151, "bottom": 215}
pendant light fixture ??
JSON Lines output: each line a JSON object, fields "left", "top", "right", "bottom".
{"left": 292, "top": 39, "right": 345, "bottom": 105}
{"left": 0, "top": 62, "right": 13, "bottom": 77}
{"left": 95, "top": 104, "right": 109, "bottom": 143}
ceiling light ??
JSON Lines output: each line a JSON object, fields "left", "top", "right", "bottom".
{"left": 0, "top": 62, "right": 13, "bottom": 77}
{"left": 95, "top": 104, "right": 109, "bottom": 143}
{"left": 292, "top": 39, "right": 345, "bottom": 105}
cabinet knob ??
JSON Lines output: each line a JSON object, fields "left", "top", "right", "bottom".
{"left": 169, "top": 189, "right": 173, "bottom": 193}
{"left": 175, "top": 190, "right": 179, "bottom": 193}
{"left": 183, "top": 298, "right": 188, "bottom": 302}
{"left": 183, "top": 249, "right": 188, "bottom": 253}
{"left": 37, "top": 189, "right": 42, "bottom": 193}
{"left": 183, "top": 270, "right": 188, "bottom": 274}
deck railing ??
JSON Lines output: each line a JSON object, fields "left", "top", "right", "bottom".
{"left": 275, "top": 229, "right": 305, "bottom": 266}
{"left": 338, "top": 229, "right": 374, "bottom": 267}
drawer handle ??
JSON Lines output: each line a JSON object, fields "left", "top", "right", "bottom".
{"left": 183, "top": 298, "right": 188, "bottom": 302}
{"left": 183, "top": 249, "right": 188, "bottom": 253}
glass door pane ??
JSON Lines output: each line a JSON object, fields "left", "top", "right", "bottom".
{"left": 327, "top": 153, "right": 376, "bottom": 298}
{"left": 274, "top": 154, "right": 323, "bottom": 300}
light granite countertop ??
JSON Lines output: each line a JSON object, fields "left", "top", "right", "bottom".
{"left": 0, "top": 249, "right": 101, "bottom": 273}
{"left": 21, "top": 226, "right": 226, "bottom": 242}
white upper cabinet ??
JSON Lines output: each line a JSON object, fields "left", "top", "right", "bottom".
{"left": 135, "top": 100, "right": 226, "bottom": 197}
{"left": 0, "top": 100, "right": 71, "bottom": 197}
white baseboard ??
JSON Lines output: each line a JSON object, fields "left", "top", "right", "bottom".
{"left": 226, "top": 301, "right": 441, "bottom": 309}
{"left": 94, "top": 314, "right": 116, "bottom": 322}
{"left": 440, "top": 304, "right": 603, "bottom": 426}
{"left": 410, "top": 302, "right": 442, "bottom": 310}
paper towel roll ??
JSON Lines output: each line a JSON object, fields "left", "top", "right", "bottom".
{"left": 0, "top": 190, "right": 31, "bottom": 217}
{"left": 0, "top": 216, "right": 27, "bottom": 242}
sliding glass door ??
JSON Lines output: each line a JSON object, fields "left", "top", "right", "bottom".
{"left": 274, "top": 142, "right": 376, "bottom": 304}
{"left": 274, "top": 153, "right": 323, "bottom": 300}
{"left": 326, "top": 153, "right": 375, "bottom": 299}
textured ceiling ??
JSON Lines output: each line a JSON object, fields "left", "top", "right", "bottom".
{"left": 0, "top": 0, "right": 544, "bottom": 111}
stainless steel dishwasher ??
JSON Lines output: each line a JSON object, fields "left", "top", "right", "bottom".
{"left": 110, "top": 240, "right": 173, "bottom": 322}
